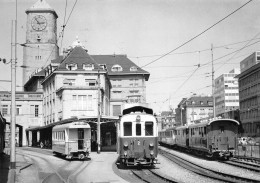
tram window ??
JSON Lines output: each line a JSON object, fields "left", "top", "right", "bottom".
{"left": 145, "top": 122, "right": 153, "bottom": 136}
{"left": 136, "top": 123, "right": 141, "bottom": 136}
{"left": 204, "top": 127, "right": 206, "bottom": 134}
{"left": 124, "top": 122, "right": 132, "bottom": 136}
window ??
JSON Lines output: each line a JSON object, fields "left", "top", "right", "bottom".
{"left": 99, "top": 64, "right": 107, "bottom": 70}
{"left": 83, "top": 64, "right": 94, "bottom": 70}
{"left": 72, "top": 95, "right": 92, "bottom": 111}
{"left": 130, "top": 66, "right": 138, "bottom": 71}
{"left": 66, "top": 64, "right": 77, "bottom": 70}
{"left": 85, "top": 79, "right": 96, "bottom": 86}
{"left": 78, "top": 95, "right": 87, "bottom": 110}
{"left": 30, "top": 105, "right": 39, "bottom": 117}
{"left": 2, "top": 105, "right": 8, "bottom": 116}
{"left": 124, "top": 122, "right": 132, "bottom": 136}
{"left": 35, "top": 105, "right": 39, "bottom": 117}
{"left": 145, "top": 122, "right": 153, "bottom": 136}
{"left": 112, "top": 79, "right": 122, "bottom": 87}
{"left": 136, "top": 123, "right": 141, "bottom": 136}
{"left": 67, "top": 79, "right": 75, "bottom": 86}
{"left": 111, "top": 64, "right": 123, "bottom": 72}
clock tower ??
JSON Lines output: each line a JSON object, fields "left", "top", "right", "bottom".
{"left": 23, "top": 0, "right": 59, "bottom": 85}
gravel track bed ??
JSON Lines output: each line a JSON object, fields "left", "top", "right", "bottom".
{"left": 155, "top": 154, "right": 223, "bottom": 183}
{"left": 159, "top": 146, "right": 260, "bottom": 181}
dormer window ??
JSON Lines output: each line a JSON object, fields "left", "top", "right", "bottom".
{"left": 83, "top": 64, "right": 94, "bottom": 70}
{"left": 111, "top": 64, "right": 123, "bottom": 72}
{"left": 99, "top": 64, "right": 107, "bottom": 70}
{"left": 130, "top": 66, "right": 138, "bottom": 71}
{"left": 66, "top": 63, "right": 77, "bottom": 71}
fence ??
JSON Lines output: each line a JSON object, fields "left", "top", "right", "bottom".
{"left": 235, "top": 144, "right": 260, "bottom": 159}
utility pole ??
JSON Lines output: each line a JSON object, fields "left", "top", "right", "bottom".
{"left": 10, "top": 0, "right": 17, "bottom": 169}
{"left": 97, "top": 70, "right": 101, "bottom": 154}
{"left": 211, "top": 44, "right": 215, "bottom": 119}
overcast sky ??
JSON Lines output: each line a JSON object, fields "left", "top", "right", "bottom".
{"left": 0, "top": 0, "right": 260, "bottom": 113}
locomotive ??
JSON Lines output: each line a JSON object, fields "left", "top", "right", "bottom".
{"left": 117, "top": 106, "right": 158, "bottom": 166}
{"left": 159, "top": 118, "right": 239, "bottom": 159}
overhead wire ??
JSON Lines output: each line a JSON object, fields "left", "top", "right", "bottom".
{"left": 140, "top": 0, "right": 253, "bottom": 68}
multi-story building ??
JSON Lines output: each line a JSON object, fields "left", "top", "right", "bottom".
{"left": 42, "top": 42, "right": 111, "bottom": 124}
{"left": 240, "top": 51, "right": 260, "bottom": 73}
{"left": 236, "top": 56, "right": 260, "bottom": 139}
{"left": 214, "top": 68, "right": 240, "bottom": 118}
{"left": 159, "top": 111, "right": 175, "bottom": 129}
{"left": 91, "top": 55, "right": 150, "bottom": 116}
{"left": 175, "top": 95, "right": 213, "bottom": 126}
{"left": 0, "top": 91, "right": 43, "bottom": 146}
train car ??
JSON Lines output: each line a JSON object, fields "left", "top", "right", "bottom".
{"left": 159, "top": 118, "right": 239, "bottom": 159}
{"left": 52, "top": 121, "right": 91, "bottom": 159}
{"left": 158, "top": 127, "right": 177, "bottom": 148}
{"left": 118, "top": 106, "right": 158, "bottom": 166}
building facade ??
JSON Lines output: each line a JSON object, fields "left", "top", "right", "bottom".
{"left": 0, "top": 91, "right": 43, "bottom": 146}
{"left": 42, "top": 43, "right": 111, "bottom": 125}
{"left": 91, "top": 55, "right": 150, "bottom": 116}
{"left": 214, "top": 68, "right": 240, "bottom": 118}
{"left": 236, "top": 61, "right": 260, "bottom": 138}
{"left": 175, "top": 95, "right": 213, "bottom": 126}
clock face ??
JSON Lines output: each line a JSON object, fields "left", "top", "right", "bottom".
{"left": 31, "top": 15, "right": 47, "bottom": 31}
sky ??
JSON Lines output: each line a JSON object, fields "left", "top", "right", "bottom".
{"left": 0, "top": 0, "right": 260, "bottom": 114}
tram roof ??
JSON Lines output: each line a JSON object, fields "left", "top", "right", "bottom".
{"left": 53, "top": 121, "right": 91, "bottom": 130}
{"left": 122, "top": 106, "right": 153, "bottom": 115}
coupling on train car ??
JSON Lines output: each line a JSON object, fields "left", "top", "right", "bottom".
{"left": 117, "top": 106, "right": 158, "bottom": 166}
{"left": 158, "top": 118, "right": 240, "bottom": 159}
{"left": 52, "top": 121, "right": 91, "bottom": 160}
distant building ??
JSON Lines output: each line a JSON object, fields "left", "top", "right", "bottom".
{"left": 240, "top": 51, "right": 260, "bottom": 73}
{"left": 236, "top": 60, "right": 260, "bottom": 138}
{"left": 0, "top": 91, "right": 43, "bottom": 146}
{"left": 157, "top": 111, "right": 175, "bottom": 129}
{"left": 214, "top": 68, "right": 240, "bottom": 118}
{"left": 175, "top": 95, "right": 213, "bottom": 126}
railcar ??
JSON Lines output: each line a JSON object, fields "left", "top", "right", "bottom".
{"left": 159, "top": 118, "right": 240, "bottom": 159}
{"left": 52, "top": 121, "right": 91, "bottom": 159}
{"left": 158, "top": 127, "right": 177, "bottom": 148}
{"left": 117, "top": 106, "right": 158, "bottom": 166}
{"left": 0, "top": 113, "right": 6, "bottom": 154}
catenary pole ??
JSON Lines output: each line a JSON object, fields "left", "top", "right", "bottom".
{"left": 10, "top": 0, "right": 17, "bottom": 169}
{"left": 211, "top": 44, "right": 215, "bottom": 119}
{"left": 97, "top": 70, "right": 101, "bottom": 154}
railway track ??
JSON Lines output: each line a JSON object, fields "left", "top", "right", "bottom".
{"left": 18, "top": 149, "right": 87, "bottom": 183}
{"left": 131, "top": 169, "right": 179, "bottom": 183}
{"left": 159, "top": 149, "right": 260, "bottom": 183}
{"left": 221, "top": 158, "right": 260, "bottom": 173}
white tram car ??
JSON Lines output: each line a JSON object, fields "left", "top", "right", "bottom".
{"left": 52, "top": 121, "right": 91, "bottom": 159}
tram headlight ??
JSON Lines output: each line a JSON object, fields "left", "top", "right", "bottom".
{"left": 123, "top": 142, "right": 128, "bottom": 150}
{"left": 150, "top": 150, "right": 154, "bottom": 156}
{"left": 149, "top": 143, "right": 154, "bottom": 150}
{"left": 124, "top": 151, "right": 128, "bottom": 156}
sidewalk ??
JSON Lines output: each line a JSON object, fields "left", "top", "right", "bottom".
{"left": 0, "top": 148, "right": 38, "bottom": 183}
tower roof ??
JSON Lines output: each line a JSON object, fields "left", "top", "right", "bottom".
{"left": 26, "top": 0, "right": 58, "bottom": 18}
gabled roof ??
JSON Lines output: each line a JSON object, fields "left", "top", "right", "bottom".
{"left": 56, "top": 46, "right": 102, "bottom": 71}
{"left": 92, "top": 55, "right": 149, "bottom": 74}
{"left": 92, "top": 55, "right": 150, "bottom": 80}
